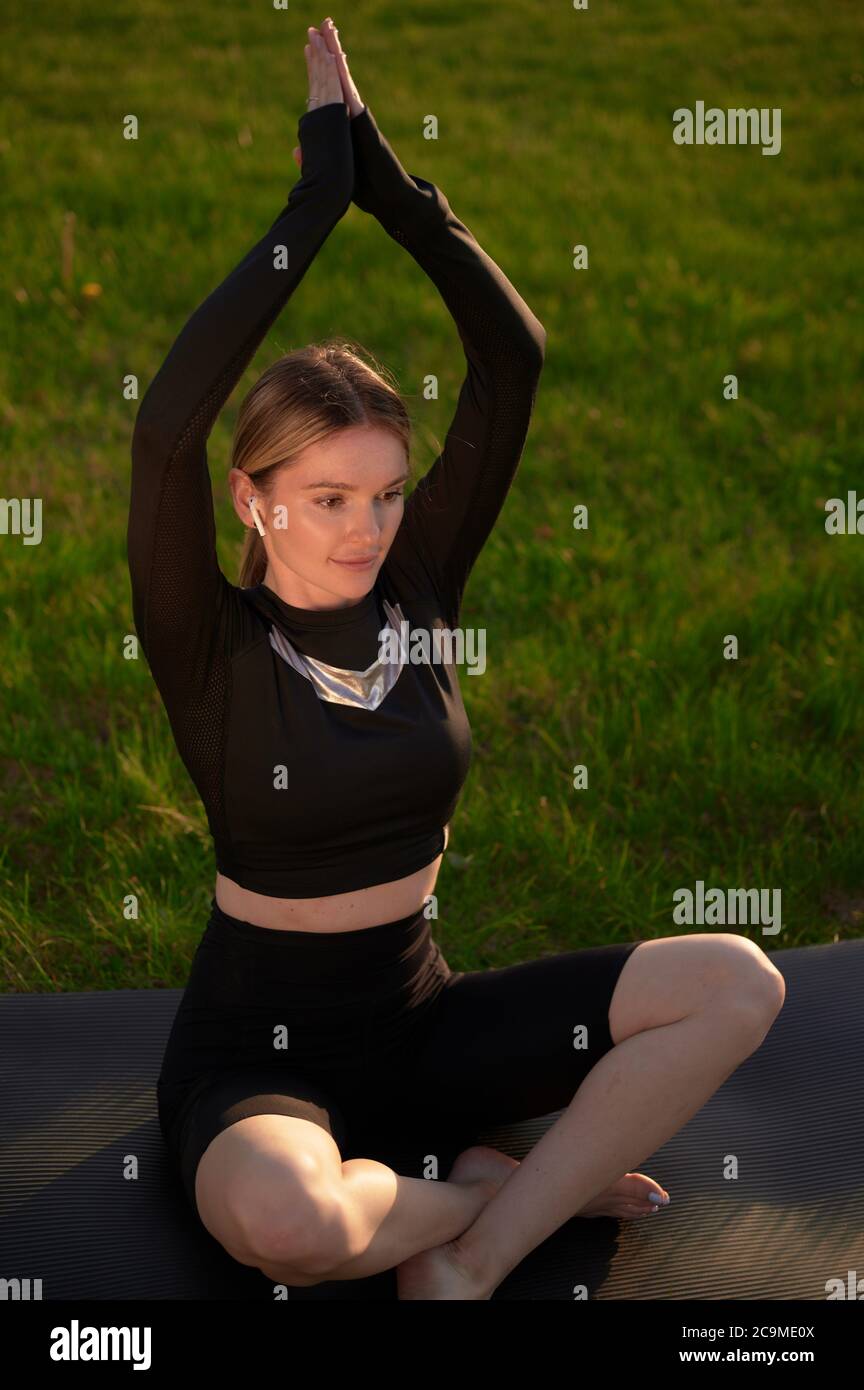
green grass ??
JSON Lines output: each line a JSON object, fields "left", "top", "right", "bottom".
{"left": 1, "top": 0, "right": 862, "bottom": 990}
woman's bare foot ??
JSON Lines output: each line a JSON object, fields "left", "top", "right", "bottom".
{"left": 447, "top": 1144, "right": 521, "bottom": 1196}
{"left": 578, "top": 1170, "right": 671, "bottom": 1219}
{"left": 395, "top": 1147, "right": 515, "bottom": 1301}
{"left": 395, "top": 1151, "right": 671, "bottom": 1300}
{"left": 448, "top": 1145, "right": 670, "bottom": 1219}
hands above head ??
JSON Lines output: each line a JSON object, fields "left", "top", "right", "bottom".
{"left": 293, "top": 17, "right": 365, "bottom": 170}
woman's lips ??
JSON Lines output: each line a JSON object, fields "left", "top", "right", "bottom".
{"left": 331, "top": 555, "right": 379, "bottom": 569}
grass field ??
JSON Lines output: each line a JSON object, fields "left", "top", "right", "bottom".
{"left": 1, "top": 0, "right": 862, "bottom": 991}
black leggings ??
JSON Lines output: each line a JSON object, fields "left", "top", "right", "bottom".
{"left": 157, "top": 897, "right": 641, "bottom": 1218}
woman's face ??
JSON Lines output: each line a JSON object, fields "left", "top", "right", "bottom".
{"left": 233, "top": 425, "right": 409, "bottom": 610}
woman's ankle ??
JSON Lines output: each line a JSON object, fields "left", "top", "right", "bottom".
{"left": 326, "top": 1164, "right": 493, "bottom": 1280}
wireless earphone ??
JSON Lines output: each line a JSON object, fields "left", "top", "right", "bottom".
{"left": 248, "top": 496, "right": 267, "bottom": 538}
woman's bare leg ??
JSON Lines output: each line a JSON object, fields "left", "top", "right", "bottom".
{"left": 396, "top": 933, "right": 786, "bottom": 1299}
{"left": 256, "top": 1157, "right": 501, "bottom": 1286}
{"left": 274, "top": 1001, "right": 754, "bottom": 1290}
{"left": 258, "top": 934, "right": 784, "bottom": 1291}
{"left": 420, "top": 1001, "right": 776, "bottom": 1296}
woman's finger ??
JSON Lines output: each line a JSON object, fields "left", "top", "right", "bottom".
{"left": 320, "top": 17, "right": 343, "bottom": 56}
{"left": 315, "top": 18, "right": 363, "bottom": 116}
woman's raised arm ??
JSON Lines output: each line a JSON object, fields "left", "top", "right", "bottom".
{"left": 127, "top": 101, "right": 353, "bottom": 679}
{"left": 349, "top": 101, "right": 546, "bottom": 626}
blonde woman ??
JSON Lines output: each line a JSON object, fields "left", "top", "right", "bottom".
{"left": 128, "top": 18, "right": 785, "bottom": 1299}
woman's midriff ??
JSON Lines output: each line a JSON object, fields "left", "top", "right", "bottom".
{"left": 214, "top": 825, "right": 449, "bottom": 933}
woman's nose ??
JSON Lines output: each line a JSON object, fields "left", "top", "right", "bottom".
{"left": 347, "top": 511, "right": 384, "bottom": 541}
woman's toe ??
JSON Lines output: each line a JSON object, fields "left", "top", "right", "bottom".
{"left": 621, "top": 1172, "right": 670, "bottom": 1205}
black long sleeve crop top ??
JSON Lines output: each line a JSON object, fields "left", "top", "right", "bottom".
{"left": 127, "top": 99, "right": 546, "bottom": 898}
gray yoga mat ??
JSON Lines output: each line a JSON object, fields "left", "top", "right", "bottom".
{"left": 0, "top": 939, "right": 861, "bottom": 1300}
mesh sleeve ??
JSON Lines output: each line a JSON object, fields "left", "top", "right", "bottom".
{"left": 349, "top": 103, "right": 546, "bottom": 625}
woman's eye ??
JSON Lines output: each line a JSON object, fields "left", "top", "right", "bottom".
{"left": 316, "top": 491, "right": 404, "bottom": 509}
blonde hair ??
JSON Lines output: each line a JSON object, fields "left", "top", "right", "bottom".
{"left": 232, "top": 338, "right": 414, "bottom": 589}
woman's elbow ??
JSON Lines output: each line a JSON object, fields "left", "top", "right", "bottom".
{"left": 526, "top": 321, "right": 546, "bottom": 374}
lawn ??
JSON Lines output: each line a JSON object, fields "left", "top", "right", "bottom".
{"left": 1, "top": 0, "right": 862, "bottom": 990}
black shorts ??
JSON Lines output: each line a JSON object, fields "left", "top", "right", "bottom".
{"left": 157, "top": 897, "right": 641, "bottom": 1220}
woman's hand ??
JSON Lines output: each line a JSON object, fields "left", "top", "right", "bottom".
{"left": 292, "top": 17, "right": 363, "bottom": 170}
{"left": 319, "top": 18, "right": 364, "bottom": 118}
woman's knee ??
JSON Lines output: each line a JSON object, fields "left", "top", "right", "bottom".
{"left": 707, "top": 933, "right": 786, "bottom": 1028}
{"left": 242, "top": 1176, "right": 349, "bottom": 1277}
{"left": 609, "top": 931, "right": 785, "bottom": 1044}
{"left": 195, "top": 1116, "right": 350, "bottom": 1276}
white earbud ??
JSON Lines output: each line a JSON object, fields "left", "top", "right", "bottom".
{"left": 248, "top": 496, "right": 267, "bottom": 538}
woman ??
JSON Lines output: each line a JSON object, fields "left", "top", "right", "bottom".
{"left": 127, "top": 18, "right": 785, "bottom": 1299}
